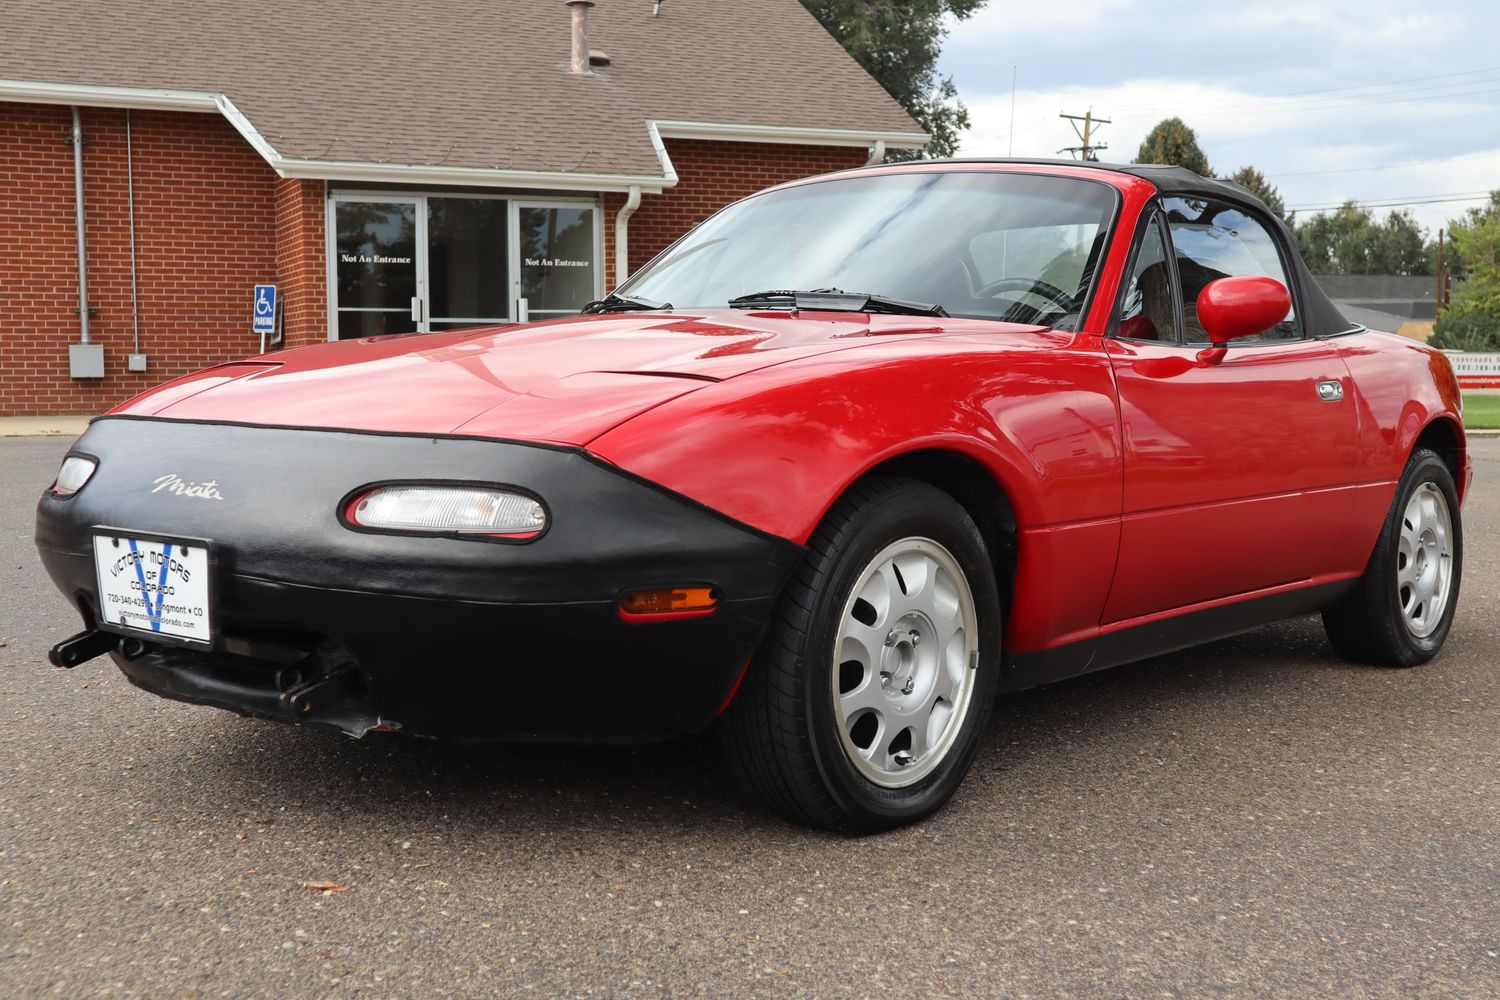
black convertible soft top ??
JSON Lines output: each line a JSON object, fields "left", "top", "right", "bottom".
{"left": 909, "top": 158, "right": 1357, "bottom": 339}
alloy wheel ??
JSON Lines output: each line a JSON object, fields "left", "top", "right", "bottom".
{"left": 831, "top": 537, "right": 979, "bottom": 788}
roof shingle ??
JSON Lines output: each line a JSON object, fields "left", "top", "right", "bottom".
{"left": 1, "top": 0, "right": 924, "bottom": 181}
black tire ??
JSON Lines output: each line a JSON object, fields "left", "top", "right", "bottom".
{"left": 719, "top": 476, "right": 1002, "bottom": 834}
{"left": 1322, "top": 448, "right": 1463, "bottom": 667}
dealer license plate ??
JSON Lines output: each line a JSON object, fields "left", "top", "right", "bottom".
{"left": 92, "top": 531, "right": 214, "bottom": 646}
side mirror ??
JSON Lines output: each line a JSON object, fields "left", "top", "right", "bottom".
{"left": 1196, "top": 276, "right": 1291, "bottom": 345}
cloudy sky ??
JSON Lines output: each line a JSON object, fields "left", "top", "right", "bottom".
{"left": 938, "top": 0, "right": 1499, "bottom": 234}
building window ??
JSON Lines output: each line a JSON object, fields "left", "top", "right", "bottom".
{"left": 518, "top": 205, "right": 599, "bottom": 320}
{"left": 334, "top": 199, "right": 419, "bottom": 339}
{"left": 328, "top": 194, "right": 601, "bottom": 339}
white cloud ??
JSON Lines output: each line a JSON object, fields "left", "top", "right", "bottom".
{"left": 939, "top": 0, "right": 1500, "bottom": 233}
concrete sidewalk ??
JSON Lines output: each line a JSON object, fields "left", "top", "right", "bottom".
{"left": 0, "top": 416, "right": 93, "bottom": 438}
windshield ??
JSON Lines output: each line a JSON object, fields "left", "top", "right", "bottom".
{"left": 617, "top": 171, "right": 1118, "bottom": 328}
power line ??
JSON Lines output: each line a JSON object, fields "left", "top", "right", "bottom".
{"left": 1287, "top": 192, "right": 1496, "bottom": 212}
{"left": 1104, "top": 64, "right": 1500, "bottom": 112}
{"left": 1271, "top": 149, "right": 1500, "bottom": 178}
{"left": 1111, "top": 84, "right": 1500, "bottom": 121}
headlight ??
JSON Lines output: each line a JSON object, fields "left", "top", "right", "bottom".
{"left": 346, "top": 485, "right": 547, "bottom": 540}
{"left": 50, "top": 455, "right": 97, "bottom": 497}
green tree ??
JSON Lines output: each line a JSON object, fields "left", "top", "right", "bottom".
{"left": 1133, "top": 117, "right": 1210, "bottom": 176}
{"left": 1294, "top": 202, "right": 1431, "bottom": 276}
{"left": 1436, "top": 190, "right": 1500, "bottom": 280}
{"left": 1227, "top": 166, "right": 1287, "bottom": 221}
{"left": 1430, "top": 193, "right": 1500, "bottom": 351}
{"left": 800, "top": 0, "right": 988, "bottom": 160}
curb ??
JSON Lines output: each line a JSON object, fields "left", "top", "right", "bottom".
{"left": 0, "top": 417, "right": 93, "bottom": 438}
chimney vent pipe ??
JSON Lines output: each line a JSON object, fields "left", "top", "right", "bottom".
{"left": 565, "top": 1, "right": 596, "bottom": 75}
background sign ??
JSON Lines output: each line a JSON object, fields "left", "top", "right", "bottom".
{"left": 252, "top": 284, "right": 277, "bottom": 336}
{"left": 1443, "top": 351, "right": 1500, "bottom": 390}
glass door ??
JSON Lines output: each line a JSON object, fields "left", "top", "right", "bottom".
{"left": 332, "top": 196, "right": 422, "bottom": 339}
{"left": 426, "top": 197, "right": 512, "bottom": 330}
{"left": 514, "top": 202, "right": 602, "bottom": 321}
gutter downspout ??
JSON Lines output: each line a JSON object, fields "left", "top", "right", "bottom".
{"left": 614, "top": 185, "right": 642, "bottom": 288}
{"left": 864, "top": 139, "right": 886, "bottom": 167}
{"left": 71, "top": 106, "right": 90, "bottom": 344}
{"left": 126, "top": 110, "right": 142, "bottom": 360}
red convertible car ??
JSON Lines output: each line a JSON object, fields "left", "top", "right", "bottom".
{"left": 37, "top": 160, "right": 1469, "bottom": 832}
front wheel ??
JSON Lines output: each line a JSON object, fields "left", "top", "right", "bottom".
{"left": 1322, "top": 447, "right": 1463, "bottom": 666}
{"left": 720, "top": 476, "right": 1002, "bottom": 833}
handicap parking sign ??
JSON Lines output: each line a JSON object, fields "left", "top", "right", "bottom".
{"left": 252, "top": 284, "right": 277, "bottom": 335}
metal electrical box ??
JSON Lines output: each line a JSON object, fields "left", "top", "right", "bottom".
{"left": 69, "top": 343, "right": 105, "bottom": 379}
{"left": 127, "top": 353, "right": 149, "bottom": 373}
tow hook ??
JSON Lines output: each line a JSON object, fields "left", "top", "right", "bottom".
{"left": 48, "top": 628, "right": 119, "bottom": 668}
{"left": 279, "top": 666, "right": 359, "bottom": 720}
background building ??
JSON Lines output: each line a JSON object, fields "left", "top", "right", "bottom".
{"left": 0, "top": 0, "right": 925, "bottom": 415}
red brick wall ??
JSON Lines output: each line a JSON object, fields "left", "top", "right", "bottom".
{"left": 603, "top": 138, "right": 869, "bottom": 287}
{"left": 2, "top": 115, "right": 868, "bottom": 415}
{"left": 0, "top": 103, "right": 282, "bottom": 416}
{"left": 275, "top": 178, "right": 327, "bottom": 349}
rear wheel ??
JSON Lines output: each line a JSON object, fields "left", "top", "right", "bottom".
{"left": 1322, "top": 447, "right": 1462, "bottom": 666}
{"left": 720, "top": 476, "right": 1001, "bottom": 833}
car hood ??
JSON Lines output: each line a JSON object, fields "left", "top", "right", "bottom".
{"left": 111, "top": 310, "right": 972, "bottom": 444}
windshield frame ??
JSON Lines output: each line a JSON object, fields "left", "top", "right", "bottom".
{"left": 614, "top": 166, "right": 1126, "bottom": 331}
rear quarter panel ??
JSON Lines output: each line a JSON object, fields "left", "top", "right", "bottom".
{"left": 587, "top": 332, "right": 1125, "bottom": 653}
{"left": 1337, "top": 329, "right": 1468, "bottom": 562}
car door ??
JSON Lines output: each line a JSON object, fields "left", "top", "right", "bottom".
{"left": 1101, "top": 198, "right": 1360, "bottom": 624}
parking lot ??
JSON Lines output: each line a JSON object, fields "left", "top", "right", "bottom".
{"left": 2, "top": 433, "right": 1496, "bottom": 998}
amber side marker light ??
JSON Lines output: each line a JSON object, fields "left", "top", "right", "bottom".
{"left": 619, "top": 587, "right": 718, "bottom": 622}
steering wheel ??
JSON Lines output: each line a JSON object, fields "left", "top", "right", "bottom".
{"left": 974, "top": 277, "right": 1076, "bottom": 313}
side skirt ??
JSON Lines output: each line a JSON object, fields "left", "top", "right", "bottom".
{"left": 1000, "top": 580, "right": 1355, "bottom": 693}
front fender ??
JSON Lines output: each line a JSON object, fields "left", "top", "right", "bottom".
{"left": 587, "top": 335, "right": 1125, "bottom": 653}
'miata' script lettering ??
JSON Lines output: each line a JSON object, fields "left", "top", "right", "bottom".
{"left": 152, "top": 474, "right": 224, "bottom": 500}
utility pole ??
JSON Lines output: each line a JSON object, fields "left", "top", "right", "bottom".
{"left": 1435, "top": 229, "right": 1444, "bottom": 321}
{"left": 1058, "top": 109, "right": 1109, "bottom": 161}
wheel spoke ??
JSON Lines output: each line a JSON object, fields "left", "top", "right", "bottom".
{"left": 923, "top": 699, "right": 956, "bottom": 760}
{"left": 840, "top": 620, "right": 887, "bottom": 663}
{"left": 1399, "top": 514, "right": 1420, "bottom": 554}
{"left": 902, "top": 720, "right": 930, "bottom": 761}
{"left": 933, "top": 632, "right": 966, "bottom": 706}
{"left": 875, "top": 560, "right": 904, "bottom": 614}
{"left": 854, "top": 567, "right": 893, "bottom": 629}
{"left": 841, "top": 676, "right": 887, "bottom": 719}
{"left": 1408, "top": 577, "right": 1429, "bottom": 617}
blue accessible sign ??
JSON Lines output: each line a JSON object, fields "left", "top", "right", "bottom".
{"left": 252, "top": 284, "right": 278, "bottom": 335}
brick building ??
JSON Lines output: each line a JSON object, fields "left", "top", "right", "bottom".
{"left": 1, "top": 0, "right": 925, "bottom": 415}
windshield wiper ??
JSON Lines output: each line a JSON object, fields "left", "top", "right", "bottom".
{"left": 582, "top": 292, "right": 672, "bottom": 314}
{"left": 728, "top": 289, "right": 948, "bottom": 318}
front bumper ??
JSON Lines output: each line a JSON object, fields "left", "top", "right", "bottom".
{"left": 36, "top": 417, "right": 802, "bottom": 742}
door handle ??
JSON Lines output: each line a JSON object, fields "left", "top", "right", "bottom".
{"left": 1316, "top": 379, "right": 1344, "bottom": 402}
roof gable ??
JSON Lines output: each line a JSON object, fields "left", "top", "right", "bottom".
{"left": 0, "top": 0, "right": 926, "bottom": 187}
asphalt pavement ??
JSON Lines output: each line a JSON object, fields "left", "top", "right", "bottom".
{"left": 2, "top": 435, "right": 1496, "bottom": 998}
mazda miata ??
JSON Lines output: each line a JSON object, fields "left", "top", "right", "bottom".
{"left": 37, "top": 160, "right": 1469, "bottom": 832}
